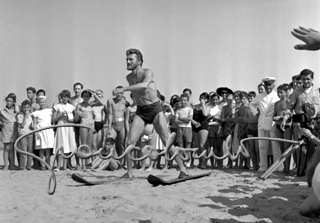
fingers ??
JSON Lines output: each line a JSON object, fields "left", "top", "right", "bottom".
{"left": 299, "top": 26, "right": 311, "bottom": 33}
{"left": 309, "top": 28, "right": 319, "bottom": 32}
{"left": 293, "top": 28, "right": 309, "bottom": 35}
{"left": 294, "top": 44, "right": 308, "bottom": 50}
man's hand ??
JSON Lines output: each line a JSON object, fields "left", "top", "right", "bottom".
{"left": 273, "top": 116, "right": 281, "bottom": 121}
{"left": 300, "top": 128, "right": 313, "bottom": 138}
{"left": 291, "top": 26, "right": 320, "bottom": 51}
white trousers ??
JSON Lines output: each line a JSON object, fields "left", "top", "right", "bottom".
{"left": 258, "top": 128, "right": 283, "bottom": 171}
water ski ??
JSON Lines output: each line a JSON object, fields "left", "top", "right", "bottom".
{"left": 71, "top": 173, "right": 115, "bottom": 185}
{"left": 147, "top": 171, "right": 212, "bottom": 186}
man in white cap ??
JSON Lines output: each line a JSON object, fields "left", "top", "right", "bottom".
{"left": 249, "top": 77, "right": 282, "bottom": 172}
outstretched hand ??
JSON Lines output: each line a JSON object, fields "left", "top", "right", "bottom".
{"left": 291, "top": 26, "right": 320, "bottom": 51}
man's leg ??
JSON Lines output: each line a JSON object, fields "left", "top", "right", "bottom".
{"left": 122, "top": 115, "right": 145, "bottom": 178}
{"left": 153, "top": 112, "right": 187, "bottom": 174}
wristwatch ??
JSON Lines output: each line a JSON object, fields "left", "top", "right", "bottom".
{"left": 310, "top": 135, "right": 316, "bottom": 140}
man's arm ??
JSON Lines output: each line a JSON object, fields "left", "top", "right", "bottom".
{"left": 292, "top": 26, "right": 320, "bottom": 51}
{"left": 124, "top": 70, "right": 154, "bottom": 92}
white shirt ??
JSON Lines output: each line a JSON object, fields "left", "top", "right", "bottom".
{"left": 249, "top": 90, "right": 279, "bottom": 131}
{"left": 176, "top": 106, "right": 193, "bottom": 127}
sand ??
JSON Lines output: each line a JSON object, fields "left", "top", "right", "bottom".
{"left": 1, "top": 147, "right": 319, "bottom": 223}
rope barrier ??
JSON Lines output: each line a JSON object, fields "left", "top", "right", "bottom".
{"left": 14, "top": 124, "right": 305, "bottom": 194}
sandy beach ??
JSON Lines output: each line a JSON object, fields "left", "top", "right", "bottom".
{"left": 1, "top": 145, "right": 319, "bottom": 223}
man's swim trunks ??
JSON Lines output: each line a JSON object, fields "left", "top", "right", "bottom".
{"left": 136, "top": 100, "right": 162, "bottom": 124}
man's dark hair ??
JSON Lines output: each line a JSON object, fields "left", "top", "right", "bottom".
{"left": 282, "top": 83, "right": 290, "bottom": 91}
{"left": 36, "top": 89, "right": 46, "bottom": 96}
{"left": 289, "top": 82, "right": 294, "bottom": 89}
{"left": 126, "top": 49, "right": 143, "bottom": 66}
{"left": 300, "top": 69, "right": 314, "bottom": 79}
{"left": 73, "top": 82, "right": 84, "bottom": 89}
{"left": 183, "top": 88, "right": 192, "bottom": 95}
{"left": 180, "top": 93, "right": 189, "bottom": 100}
{"left": 26, "top": 87, "right": 36, "bottom": 94}
{"left": 239, "top": 91, "right": 248, "bottom": 99}
{"left": 248, "top": 91, "right": 256, "bottom": 98}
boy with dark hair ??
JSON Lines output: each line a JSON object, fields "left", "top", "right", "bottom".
{"left": 91, "top": 137, "right": 120, "bottom": 171}
{"left": 273, "top": 84, "right": 292, "bottom": 174}
{"left": 234, "top": 91, "right": 251, "bottom": 169}
{"left": 175, "top": 93, "right": 195, "bottom": 167}
{"left": 248, "top": 91, "right": 256, "bottom": 103}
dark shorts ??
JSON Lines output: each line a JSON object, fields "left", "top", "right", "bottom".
{"left": 136, "top": 100, "right": 162, "bottom": 124}
{"left": 247, "top": 128, "right": 258, "bottom": 137}
{"left": 208, "top": 124, "right": 224, "bottom": 138}
{"left": 94, "top": 121, "right": 104, "bottom": 133}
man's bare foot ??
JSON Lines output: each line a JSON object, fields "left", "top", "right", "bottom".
{"left": 120, "top": 172, "right": 134, "bottom": 179}
{"left": 3, "top": 166, "right": 9, "bottom": 171}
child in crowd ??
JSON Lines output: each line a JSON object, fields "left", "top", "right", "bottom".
{"left": 169, "top": 96, "right": 181, "bottom": 135}
{"left": 248, "top": 91, "right": 256, "bottom": 103}
{"left": 242, "top": 105, "right": 260, "bottom": 171}
{"left": 91, "top": 89, "right": 107, "bottom": 155}
{"left": 32, "top": 96, "right": 54, "bottom": 170}
{"left": 124, "top": 93, "right": 139, "bottom": 168}
{"left": 175, "top": 94, "right": 194, "bottom": 168}
{"left": 16, "top": 100, "right": 33, "bottom": 170}
{"left": 234, "top": 91, "right": 250, "bottom": 169}
{"left": 0, "top": 93, "right": 19, "bottom": 170}
{"left": 208, "top": 93, "right": 223, "bottom": 168}
{"left": 75, "top": 90, "right": 95, "bottom": 170}
{"left": 273, "top": 84, "right": 292, "bottom": 174}
{"left": 221, "top": 94, "right": 236, "bottom": 168}
{"left": 91, "top": 137, "right": 120, "bottom": 171}
{"left": 53, "top": 90, "right": 77, "bottom": 171}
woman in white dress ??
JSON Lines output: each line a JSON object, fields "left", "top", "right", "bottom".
{"left": 52, "top": 90, "right": 76, "bottom": 171}
{"left": 32, "top": 96, "right": 54, "bottom": 170}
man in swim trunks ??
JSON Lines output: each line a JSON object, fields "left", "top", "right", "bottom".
{"left": 70, "top": 82, "right": 84, "bottom": 169}
{"left": 120, "top": 48, "right": 188, "bottom": 178}
{"left": 106, "top": 86, "right": 127, "bottom": 163}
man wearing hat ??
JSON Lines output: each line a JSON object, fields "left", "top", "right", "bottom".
{"left": 249, "top": 77, "right": 282, "bottom": 172}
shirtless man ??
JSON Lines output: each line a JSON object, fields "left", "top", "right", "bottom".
{"left": 120, "top": 48, "right": 188, "bottom": 178}
{"left": 70, "top": 82, "right": 84, "bottom": 169}
{"left": 26, "top": 87, "right": 39, "bottom": 112}
{"left": 26, "top": 87, "right": 40, "bottom": 169}
{"left": 106, "top": 86, "right": 127, "bottom": 163}
{"left": 71, "top": 82, "right": 84, "bottom": 107}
